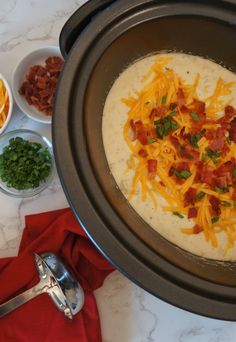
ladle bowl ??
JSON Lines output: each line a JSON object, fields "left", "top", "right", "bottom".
{"left": 0, "top": 253, "right": 84, "bottom": 319}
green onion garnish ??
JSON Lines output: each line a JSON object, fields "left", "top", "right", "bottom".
{"left": 190, "top": 112, "right": 200, "bottom": 121}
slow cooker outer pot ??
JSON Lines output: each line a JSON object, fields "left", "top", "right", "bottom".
{"left": 53, "top": 0, "right": 236, "bottom": 320}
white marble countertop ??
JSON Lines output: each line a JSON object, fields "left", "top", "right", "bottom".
{"left": 1, "top": 1, "right": 236, "bottom": 341}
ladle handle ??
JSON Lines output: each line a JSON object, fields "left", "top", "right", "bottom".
{"left": 0, "top": 283, "right": 43, "bottom": 318}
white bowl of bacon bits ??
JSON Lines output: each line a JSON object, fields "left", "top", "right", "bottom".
{"left": 12, "top": 46, "right": 64, "bottom": 124}
{"left": 0, "top": 74, "right": 13, "bottom": 134}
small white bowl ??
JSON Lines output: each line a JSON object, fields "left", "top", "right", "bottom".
{"left": 0, "top": 74, "right": 13, "bottom": 135}
{"left": 12, "top": 46, "right": 62, "bottom": 124}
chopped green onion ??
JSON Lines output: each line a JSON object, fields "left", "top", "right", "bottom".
{"left": 190, "top": 112, "right": 200, "bottom": 121}
{"left": 211, "top": 216, "right": 219, "bottom": 224}
{"left": 0, "top": 137, "right": 52, "bottom": 190}
{"left": 161, "top": 95, "right": 167, "bottom": 104}
{"left": 215, "top": 187, "right": 224, "bottom": 194}
{"left": 154, "top": 115, "right": 178, "bottom": 139}
{"left": 196, "top": 191, "right": 205, "bottom": 201}
{"left": 233, "top": 168, "right": 236, "bottom": 178}
{"left": 205, "top": 148, "right": 221, "bottom": 158}
{"left": 220, "top": 201, "right": 231, "bottom": 207}
{"left": 147, "top": 137, "right": 157, "bottom": 144}
{"left": 169, "top": 110, "right": 176, "bottom": 117}
{"left": 173, "top": 211, "right": 184, "bottom": 218}
{"left": 188, "top": 133, "right": 201, "bottom": 148}
{"left": 172, "top": 168, "right": 192, "bottom": 179}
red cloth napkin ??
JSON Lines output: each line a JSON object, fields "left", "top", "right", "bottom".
{"left": 0, "top": 208, "right": 114, "bottom": 342}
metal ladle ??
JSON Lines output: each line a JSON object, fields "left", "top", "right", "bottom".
{"left": 0, "top": 252, "right": 84, "bottom": 319}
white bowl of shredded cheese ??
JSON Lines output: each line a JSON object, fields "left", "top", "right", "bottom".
{"left": 0, "top": 74, "right": 13, "bottom": 135}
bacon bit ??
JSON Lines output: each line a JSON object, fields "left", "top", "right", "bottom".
{"left": 204, "top": 129, "right": 215, "bottom": 140}
{"left": 193, "top": 224, "right": 203, "bottom": 234}
{"left": 176, "top": 162, "right": 190, "bottom": 172}
{"left": 176, "top": 88, "right": 185, "bottom": 108}
{"left": 202, "top": 168, "right": 214, "bottom": 186}
{"left": 169, "top": 135, "right": 180, "bottom": 149}
{"left": 232, "top": 189, "right": 236, "bottom": 201}
{"left": 147, "top": 128, "right": 157, "bottom": 139}
{"left": 195, "top": 162, "right": 214, "bottom": 186}
{"left": 188, "top": 207, "right": 198, "bottom": 218}
{"left": 147, "top": 159, "right": 157, "bottom": 179}
{"left": 138, "top": 149, "right": 148, "bottom": 158}
{"left": 221, "top": 144, "right": 230, "bottom": 157}
{"left": 218, "top": 105, "right": 236, "bottom": 127}
{"left": 130, "top": 120, "right": 148, "bottom": 145}
{"left": 184, "top": 187, "right": 197, "bottom": 207}
{"left": 209, "top": 196, "right": 221, "bottom": 215}
{"left": 229, "top": 117, "right": 236, "bottom": 143}
{"left": 180, "top": 127, "right": 185, "bottom": 139}
{"left": 149, "top": 108, "right": 158, "bottom": 121}
{"left": 225, "top": 105, "right": 236, "bottom": 117}
{"left": 215, "top": 176, "right": 228, "bottom": 189}
{"left": 208, "top": 127, "right": 225, "bottom": 152}
{"left": 179, "top": 145, "right": 200, "bottom": 162}
{"left": 214, "top": 160, "right": 234, "bottom": 184}
{"left": 208, "top": 137, "right": 225, "bottom": 152}
{"left": 193, "top": 99, "right": 205, "bottom": 114}
{"left": 156, "top": 106, "right": 168, "bottom": 117}
{"left": 19, "top": 56, "right": 64, "bottom": 116}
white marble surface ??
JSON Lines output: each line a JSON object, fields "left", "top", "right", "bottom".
{"left": 0, "top": 1, "right": 236, "bottom": 341}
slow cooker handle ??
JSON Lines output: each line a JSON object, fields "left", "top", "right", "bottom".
{"left": 59, "top": 0, "right": 116, "bottom": 59}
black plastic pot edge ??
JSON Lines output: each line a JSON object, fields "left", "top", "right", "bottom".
{"left": 54, "top": 0, "right": 236, "bottom": 320}
{"left": 59, "top": 0, "right": 116, "bottom": 59}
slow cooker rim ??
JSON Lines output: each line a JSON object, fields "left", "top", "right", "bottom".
{"left": 53, "top": 0, "right": 236, "bottom": 320}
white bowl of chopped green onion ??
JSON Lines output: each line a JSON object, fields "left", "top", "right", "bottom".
{"left": 0, "top": 129, "right": 54, "bottom": 197}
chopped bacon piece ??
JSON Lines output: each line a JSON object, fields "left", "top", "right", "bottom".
{"left": 188, "top": 207, "right": 198, "bottom": 218}
{"left": 218, "top": 105, "right": 236, "bottom": 128}
{"left": 138, "top": 149, "right": 148, "bottom": 158}
{"left": 195, "top": 162, "right": 214, "bottom": 186}
{"left": 130, "top": 120, "right": 148, "bottom": 145}
{"left": 147, "top": 128, "right": 157, "bottom": 139}
{"left": 202, "top": 168, "right": 214, "bottom": 186}
{"left": 207, "top": 127, "right": 225, "bottom": 152}
{"left": 193, "top": 224, "right": 203, "bottom": 234}
{"left": 184, "top": 187, "right": 197, "bottom": 207}
{"left": 149, "top": 108, "right": 158, "bottom": 121}
{"left": 176, "top": 88, "right": 185, "bottom": 108}
{"left": 204, "top": 129, "right": 215, "bottom": 140}
{"left": 225, "top": 105, "right": 236, "bottom": 117}
{"left": 169, "top": 135, "right": 180, "bottom": 149}
{"left": 209, "top": 196, "right": 221, "bottom": 215}
{"left": 232, "top": 189, "right": 236, "bottom": 201}
{"left": 229, "top": 117, "right": 236, "bottom": 143}
{"left": 221, "top": 144, "right": 230, "bottom": 157}
{"left": 179, "top": 145, "right": 200, "bottom": 162}
{"left": 175, "top": 162, "right": 190, "bottom": 172}
{"left": 214, "top": 160, "right": 234, "bottom": 184}
{"left": 215, "top": 176, "right": 228, "bottom": 189}
{"left": 147, "top": 159, "right": 157, "bottom": 179}
{"left": 156, "top": 106, "right": 168, "bottom": 117}
{"left": 208, "top": 138, "right": 225, "bottom": 152}
{"left": 193, "top": 99, "right": 205, "bottom": 114}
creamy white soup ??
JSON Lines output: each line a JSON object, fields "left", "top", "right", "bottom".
{"left": 102, "top": 53, "right": 236, "bottom": 260}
